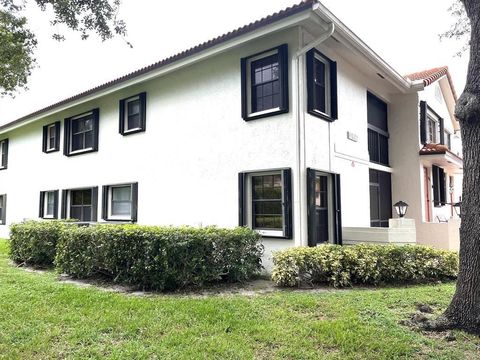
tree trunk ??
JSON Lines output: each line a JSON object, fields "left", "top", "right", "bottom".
{"left": 427, "top": 0, "right": 480, "bottom": 335}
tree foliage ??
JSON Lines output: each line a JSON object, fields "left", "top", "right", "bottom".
{"left": 440, "top": 0, "right": 470, "bottom": 56}
{"left": 0, "top": 0, "right": 127, "bottom": 96}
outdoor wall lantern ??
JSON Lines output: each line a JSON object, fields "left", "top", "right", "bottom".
{"left": 393, "top": 200, "right": 409, "bottom": 218}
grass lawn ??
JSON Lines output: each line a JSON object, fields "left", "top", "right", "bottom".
{"left": 0, "top": 239, "right": 478, "bottom": 359}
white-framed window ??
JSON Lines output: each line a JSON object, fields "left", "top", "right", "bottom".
{"left": 64, "top": 109, "right": 99, "bottom": 156}
{"left": 42, "top": 122, "right": 60, "bottom": 153}
{"left": 306, "top": 49, "right": 338, "bottom": 121}
{"left": 0, "top": 194, "right": 6, "bottom": 225}
{"left": 427, "top": 115, "right": 437, "bottom": 143}
{"left": 62, "top": 187, "right": 98, "bottom": 222}
{"left": 119, "top": 93, "right": 146, "bottom": 135}
{"left": 241, "top": 44, "right": 288, "bottom": 121}
{"left": 0, "top": 139, "right": 8, "bottom": 170}
{"left": 102, "top": 183, "right": 138, "bottom": 222}
{"left": 39, "top": 190, "right": 58, "bottom": 219}
{"left": 238, "top": 169, "right": 292, "bottom": 238}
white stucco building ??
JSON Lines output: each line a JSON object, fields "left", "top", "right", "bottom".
{"left": 0, "top": 0, "right": 462, "bottom": 268}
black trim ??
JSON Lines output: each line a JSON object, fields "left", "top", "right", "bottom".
{"left": 282, "top": 168, "right": 293, "bottom": 239}
{"left": 332, "top": 173, "right": 342, "bottom": 245}
{"left": 306, "top": 168, "right": 316, "bottom": 247}
{"left": 91, "top": 187, "right": 98, "bottom": 222}
{"left": 39, "top": 190, "right": 59, "bottom": 219}
{"left": 42, "top": 121, "right": 60, "bottom": 153}
{"left": 131, "top": 182, "right": 138, "bottom": 222}
{"left": 306, "top": 49, "right": 338, "bottom": 121}
{"left": 420, "top": 101, "right": 427, "bottom": 144}
{"left": 0, "top": 194, "right": 6, "bottom": 224}
{"left": 61, "top": 190, "right": 67, "bottom": 219}
{"left": 241, "top": 44, "right": 289, "bottom": 121}
{"left": 432, "top": 165, "right": 447, "bottom": 207}
{"left": 39, "top": 191, "right": 45, "bottom": 218}
{"left": 0, "top": 138, "right": 8, "bottom": 170}
{"left": 439, "top": 117, "right": 445, "bottom": 145}
{"left": 101, "top": 183, "right": 138, "bottom": 222}
{"left": 53, "top": 190, "right": 59, "bottom": 219}
{"left": 101, "top": 186, "right": 108, "bottom": 220}
{"left": 119, "top": 92, "right": 147, "bottom": 135}
{"left": 238, "top": 173, "right": 247, "bottom": 226}
{"left": 64, "top": 109, "right": 99, "bottom": 157}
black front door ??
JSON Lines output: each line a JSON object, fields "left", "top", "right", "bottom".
{"left": 307, "top": 168, "right": 342, "bottom": 246}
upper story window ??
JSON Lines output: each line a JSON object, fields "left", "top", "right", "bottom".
{"left": 0, "top": 194, "right": 6, "bottom": 225}
{"left": 119, "top": 93, "right": 146, "bottom": 135}
{"left": 445, "top": 131, "right": 452, "bottom": 149}
{"left": 39, "top": 190, "right": 59, "bottom": 219}
{"left": 367, "top": 92, "right": 389, "bottom": 166}
{"left": 101, "top": 183, "right": 138, "bottom": 222}
{"left": 61, "top": 187, "right": 98, "bottom": 222}
{"left": 0, "top": 139, "right": 8, "bottom": 170}
{"left": 420, "top": 101, "right": 445, "bottom": 145}
{"left": 64, "top": 109, "right": 99, "bottom": 156}
{"left": 306, "top": 49, "right": 338, "bottom": 121}
{"left": 42, "top": 121, "right": 60, "bottom": 153}
{"left": 238, "top": 168, "right": 292, "bottom": 238}
{"left": 241, "top": 44, "right": 288, "bottom": 121}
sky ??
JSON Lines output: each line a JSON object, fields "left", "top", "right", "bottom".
{"left": 0, "top": 0, "right": 469, "bottom": 125}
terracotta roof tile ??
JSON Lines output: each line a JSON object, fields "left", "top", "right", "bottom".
{"left": 405, "top": 66, "right": 458, "bottom": 101}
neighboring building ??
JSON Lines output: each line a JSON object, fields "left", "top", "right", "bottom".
{"left": 0, "top": 1, "right": 462, "bottom": 269}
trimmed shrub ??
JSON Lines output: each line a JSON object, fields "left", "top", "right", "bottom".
{"left": 271, "top": 244, "right": 458, "bottom": 287}
{"left": 55, "top": 224, "right": 263, "bottom": 291}
{"left": 9, "top": 220, "right": 69, "bottom": 267}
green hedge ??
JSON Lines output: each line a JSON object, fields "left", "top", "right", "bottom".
{"left": 9, "top": 220, "right": 70, "bottom": 267}
{"left": 271, "top": 244, "right": 458, "bottom": 287}
{"left": 55, "top": 224, "right": 263, "bottom": 291}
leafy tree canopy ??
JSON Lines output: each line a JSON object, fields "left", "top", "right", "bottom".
{"left": 0, "top": 0, "right": 127, "bottom": 96}
{"left": 440, "top": 1, "right": 470, "bottom": 56}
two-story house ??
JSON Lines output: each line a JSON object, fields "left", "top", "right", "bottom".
{"left": 0, "top": 0, "right": 462, "bottom": 269}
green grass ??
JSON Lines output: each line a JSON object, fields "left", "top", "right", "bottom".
{"left": 0, "top": 239, "right": 478, "bottom": 359}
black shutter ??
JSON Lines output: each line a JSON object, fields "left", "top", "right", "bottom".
{"left": 92, "top": 109, "right": 100, "bottom": 152}
{"left": 240, "top": 57, "right": 248, "bottom": 120}
{"left": 39, "top": 191, "right": 45, "bottom": 218}
{"left": 238, "top": 172, "right": 246, "bottom": 226}
{"left": 101, "top": 186, "right": 108, "bottom": 220}
{"left": 439, "top": 117, "right": 445, "bottom": 145}
{"left": 53, "top": 190, "right": 59, "bottom": 219}
{"left": 306, "top": 168, "right": 316, "bottom": 247}
{"left": 432, "top": 165, "right": 440, "bottom": 207}
{"left": 282, "top": 168, "right": 293, "bottom": 239}
{"left": 119, "top": 98, "right": 126, "bottom": 134}
{"left": 139, "top": 92, "right": 147, "bottom": 131}
{"left": 63, "top": 118, "right": 71, "bottom": 156}
{"left": 332, "top": 173, "right": 342, "bottom": 245}
{"left": 306, "top": 49, "right": 315, "bottom": 117}
{"left": 91, "top": 187, "right": 98, "bottom": 222}
{"left": 131, "top": 182, "right": 138, "bottom": 223}
{"left": 420, "top": 101, "right": 427, "bottom": 144}
{"left": 54, "top": 122, "right": 61, "bottom": 151}
{"left": 61, "top": 190, "right": 67, "bottom": 218}
{"left": 439, "top": 168, "right": 447, "bottom": 205}
{"left": 1, "top": 194, "right": 6, "bottom": 224}
{"left": 42, "top": 125, "right": 48, "bottom": 153}
{"left": 2, "top": 139, "right": 8, "bottom": 169}
{"left": 278, "top": 43, "right": 289, "bottom": 113}
{"left": 330, "top": 60, "right": 338, "bottom": 120}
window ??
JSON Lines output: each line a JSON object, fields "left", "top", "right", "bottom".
{"left": 367, "top": 92, "right": 389, "bottom": 166}
{"left": 241, "top": 44, "right": 288, "bottom": 120}
{"left": 445, "top": 131, "right": 452, "bottom": 149}
{"left": 42, "top": 121, "right": 60, "bottom": 153}
{"left": 306, "top": 49, "right": 338, "bottom": 121}
{"left": 0, "top": 139, "right": 8, "bottom": 170}
{"left": 101, "top": 183, "right": 138, "bottom": 222}
{"left": 238, "top": 169, "right": 292, "bottom": 238}
{"left": 432, "top": 165, "right": 447, "bottom": 207}
{"left": 420, "top": 101, "right": 444, "bottom": 145}
{"left": 64, "top": 109, "right": 99, "bottom": 156}
{"left": 0, "top": 194, "right": 6, "bottom": 225}
{"left": 119, "top": 93, "right": 146, "bottom": 135}
{"left": 39, "top": 190, "right": 59, "bottom": 219}
{"left": 61, "top": 187, "right": 98, "bottom": 222}
{"left": 369, "top": 169, "right": 392, "bottom": 227}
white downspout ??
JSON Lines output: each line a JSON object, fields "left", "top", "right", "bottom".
{"left": 293, "top": 22, "right": 334, "bottom": 247}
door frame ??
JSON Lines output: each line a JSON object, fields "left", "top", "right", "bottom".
{"left": 307, "top": 168, "right": 342, "bottom": 246}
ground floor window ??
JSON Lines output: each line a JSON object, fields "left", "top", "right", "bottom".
{"left": 101, "top": 183, "right": 138, "bottom": 222}
{"left": 369, "top": 169, "right": 392, "bottom": 227}
{"left": 39, "top": 190, "right": 59, "bottom": 219}
{"left": 0, "top": 194, "right": 6, "bottom": 224}
{"left": 62, "top": 187, "right": 98, "bottom": 222}
{"left": 238, "top": 168, "right": 292, "bottom": 238}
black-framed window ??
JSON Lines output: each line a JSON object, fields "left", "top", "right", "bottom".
{"left": 238, "top": 168, "right": 292, "bottom": 238}
{"left": 119, "top": 93, "right": 146, "bottom": 135}
{"left": 39, "top": 190, "right": 59, "bottom": 219}
{"left": 61, "top": 187, "right": 98, "bottom": 222}
{"left": 0, "top": 139, "right": 8, "bottom": 170}
{"left": 432, "top": 165, "right": 447, "bottom": 207}
{"left": 64, "top": 109, "right": 99, "bottom": 156}
{"left": 367, "top": 92, "right": 389, "bottom": 166}
{"left": 420, "top": 101, "right": 444, "bottom": 145}
{"left": 241, "top": 44, "right": 289, "bottom": 120}
{"left": 0, "top": 194, "right": 6, "bottom": 225}
{"left": 101, "top": 182, "right": 138, "bottom": 222}
{"left": 42, "top": 121, "right": 60, "bottom": 153}
{"left": 306, "top": 49, "right": 338, "bottom": 121}
{"left": 369, "top": 169, "right": 392, "bottom": 227}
